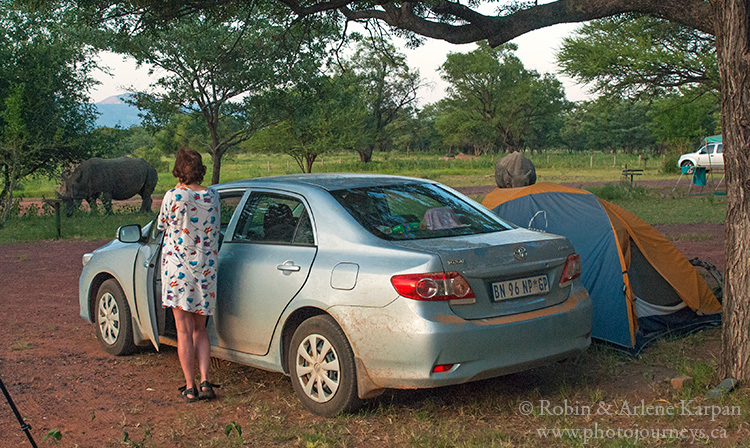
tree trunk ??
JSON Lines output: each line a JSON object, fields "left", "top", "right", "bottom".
{"left": 0, "top": 172, "right": 16, "bottom": 227}
{"left": 211, "top": 151, "right": 222, "bottom": 185}
{"left": 716, "top": 0, "right": 750, "bottom": 381}
{"left": 358, "top": 146, "right": 374, "bottom": 163}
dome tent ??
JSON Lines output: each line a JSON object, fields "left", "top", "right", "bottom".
{"left": 482, "top": 183, "right": 722, "bottom": 353}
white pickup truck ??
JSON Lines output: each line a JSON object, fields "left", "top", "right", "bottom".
{"left": 677, "top": 135, "right": 723, "bottom": 171}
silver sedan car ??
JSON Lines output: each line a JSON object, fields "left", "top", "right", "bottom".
{"left": 79, "top": 174, "right": 592, "bottom": 416}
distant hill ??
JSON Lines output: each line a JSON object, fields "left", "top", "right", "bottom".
{"left": 93, "top": 94, "right": 142, "bottom": 128}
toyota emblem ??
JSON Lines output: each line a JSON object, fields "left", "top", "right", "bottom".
{"left": 514, "top": 247, "right": 527, "bottom": 261}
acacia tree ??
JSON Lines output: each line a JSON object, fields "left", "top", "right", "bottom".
{"left": 79, "top": 0, "right": 750, "bottom": 382}
{"left": 557, "top": 14, "right": 718, "bottom": 98}
{"left": 112, "top": 6, "right": 336, "bottom": 184}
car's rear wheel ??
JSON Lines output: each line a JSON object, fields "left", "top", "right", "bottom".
{"left": 95, "top": 279, "right": 136, "bottom": 356}
{"left": 288, "top": 315, "right": 361, "bottom": 417}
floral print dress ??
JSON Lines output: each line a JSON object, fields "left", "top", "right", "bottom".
{"left": 157, "top": 186, "right": 221, "bottom": 315}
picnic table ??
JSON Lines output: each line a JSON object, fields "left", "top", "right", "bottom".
{"left": 622, "top": 167, "right": 644, "bottom": 185}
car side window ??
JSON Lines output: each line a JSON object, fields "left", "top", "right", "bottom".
{"left": 220, "top": 194, "right": 244, "bottom": 229}
{"left": 716, "top": 144, "right": 723, "bottom": 154}
{"left": 219, "top": 192, "right": 246, "bottom": 246}
{"left": 232, "top": 192, "right": 314, "bottom": 245}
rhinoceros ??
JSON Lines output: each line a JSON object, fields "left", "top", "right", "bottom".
{"left": 57, "top": 157, "right": 158, "bottom": 215}
{"left": 494, "top": 151, "right": 537, "bottom": 188}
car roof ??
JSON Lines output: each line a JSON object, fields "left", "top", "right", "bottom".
{"left": 214, "top": 173, "right": 435, "bottom": 192}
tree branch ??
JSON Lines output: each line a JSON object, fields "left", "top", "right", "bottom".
{"left": 331, "top": 0, "right": 716, "bottom": 47}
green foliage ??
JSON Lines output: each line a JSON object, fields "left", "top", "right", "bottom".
{"left": 560, "top": 98, "right": 656, "bottom": 154}
{"left": 224, "top": 421, "right": 244, "bottom": 445}
{"left": 123, "top": 428, "right": 152, "bottom": 448}
{"left": 558, "top": 14, "right": 718, "bottom": 98}
{"left": 0, "top": 4, "right": 96, "bottom": 225}
{"left": 249, "top": 74, "right": 368, "bottom": 172}
{"left": 133, "top": 145, "right": 168, "bottom": 172}
{"left": 87, "top": 127, "right": 132, "bottom": 159}
{"left": 436, "top": 42, "right": 567, "bottom": 154}
{"left": 109, "top": 4, "right": 339, "bottom": 183}
{"left": 342, "top": 39, "right": 422, "bottom": 162}
{"left": 660, "top": 147, "right": 684, "bottom": 174}
{"left": 42, "top": 429, "right": 62, "bottom": 443}
{"left": 648, "top": 90, "right": 720, "bottom": 149}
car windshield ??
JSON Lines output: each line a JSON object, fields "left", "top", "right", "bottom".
{"left": 330, "top": 182, "right": 511, "bottom": 240}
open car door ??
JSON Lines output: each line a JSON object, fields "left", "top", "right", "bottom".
{"left": 133, "top": 222, "right": 162, "bottom": 351}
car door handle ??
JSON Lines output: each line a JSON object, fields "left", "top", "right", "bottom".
{"left": 144, "top": 261, "right": 154, "bottom": 268}
{"left": 277, "top": 262, "right": 301, "bottom": 272}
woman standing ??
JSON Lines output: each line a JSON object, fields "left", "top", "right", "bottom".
{"left": 157, "top": 148, "right": 221, "bottom": 402}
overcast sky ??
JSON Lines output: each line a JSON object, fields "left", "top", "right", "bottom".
{"left": 89, "top": 23, "right": 592, "bottom": 105}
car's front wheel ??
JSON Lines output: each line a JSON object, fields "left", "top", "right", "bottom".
{"left": 288, "top": 315, "right": 361, "bottom": 417}
{"left": 680, "top": 160, "right": 695, "bottom": 172}
{"left": 95, "top": 279, "right": 136, "bottom": 356}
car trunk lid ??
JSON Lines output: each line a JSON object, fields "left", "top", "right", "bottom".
{"left": 390, "top": 229, "right": 576, "bottom": 320}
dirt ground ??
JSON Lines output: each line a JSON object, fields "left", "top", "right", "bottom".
{"left": 0, "top": 183, "right": 727, "bottom": 447}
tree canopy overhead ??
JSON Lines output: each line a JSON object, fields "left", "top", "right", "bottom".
{"left": 75, "top": 0, "right": 715, "bottom": 44}
{"left": 557, "top": 14, "right": 718, "bottom": 98}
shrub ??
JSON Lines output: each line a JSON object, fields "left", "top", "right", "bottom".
{"left": 660, "top": 147, "right": 683, "bottom": 174}
{"left": 133, "top": 146, "right": 169, "bottom": 172}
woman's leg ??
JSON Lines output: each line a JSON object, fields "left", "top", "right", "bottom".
{"left": 173, "top": 308, "right": 197, "bottom": 398}
{"left": 192, "top": 314, "right": 211, "bottom": 385}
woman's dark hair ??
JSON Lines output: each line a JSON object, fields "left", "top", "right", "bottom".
{"left": 172, "top": 147, "right": 207, "bottom": 185}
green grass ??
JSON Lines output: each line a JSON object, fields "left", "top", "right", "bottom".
{"left": 12, "top": 150, "right": 668, "bottom": 198}
{"left": 2, "top": 150, "right": 726, "bottom": 244}
{"left": 610, "top": 195, "right": 726, "bottom": 225}
{"left": 0, "top": 209, "right": 155, "bottom": 244}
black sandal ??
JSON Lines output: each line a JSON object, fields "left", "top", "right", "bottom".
{"left": 179, "top": 385, "right": 200, "bottom": 403}
{"left": 199, "top": 381, "right": 220, "bottom": 400}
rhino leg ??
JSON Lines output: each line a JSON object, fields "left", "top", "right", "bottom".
{"left": 100, "top": 192, "right": 113, "bottom": 215}
{"left": 140, "top": 195, "right": 153, "bottom": 214}
{"left": 64, "top": 199, "right": 80, "bottom": 217}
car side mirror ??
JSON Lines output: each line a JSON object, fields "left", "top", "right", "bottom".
{"left": 118, "top": 224, "right": 143, "bottom": 243}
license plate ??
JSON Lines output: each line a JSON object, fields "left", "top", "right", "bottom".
{"left": 492, "top": 275, "right": 549, "bottom": 301}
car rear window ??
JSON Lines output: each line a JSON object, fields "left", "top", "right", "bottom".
{"left": 330, "top": 183, "right": 511, "bottom": 240}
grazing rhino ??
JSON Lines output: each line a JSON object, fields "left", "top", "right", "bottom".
{"left": 494, "top": 151, "right": 537, "bottom": 188}
{"left": 57, "top": 157, "right": 158, "bottom": 215}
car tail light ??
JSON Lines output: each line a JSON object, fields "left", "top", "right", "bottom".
{"left": 391, "top": 272, "right": 476, "bottom": 302}
{"left": 559, "top": 253, "right": 582, "bottom": 287}
{"left": 432, "top": 364, "right": 455, "bottom": 373}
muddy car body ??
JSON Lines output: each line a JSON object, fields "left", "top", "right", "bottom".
{"left": 79, "top": 174, "right": 592, "bottom": 416}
